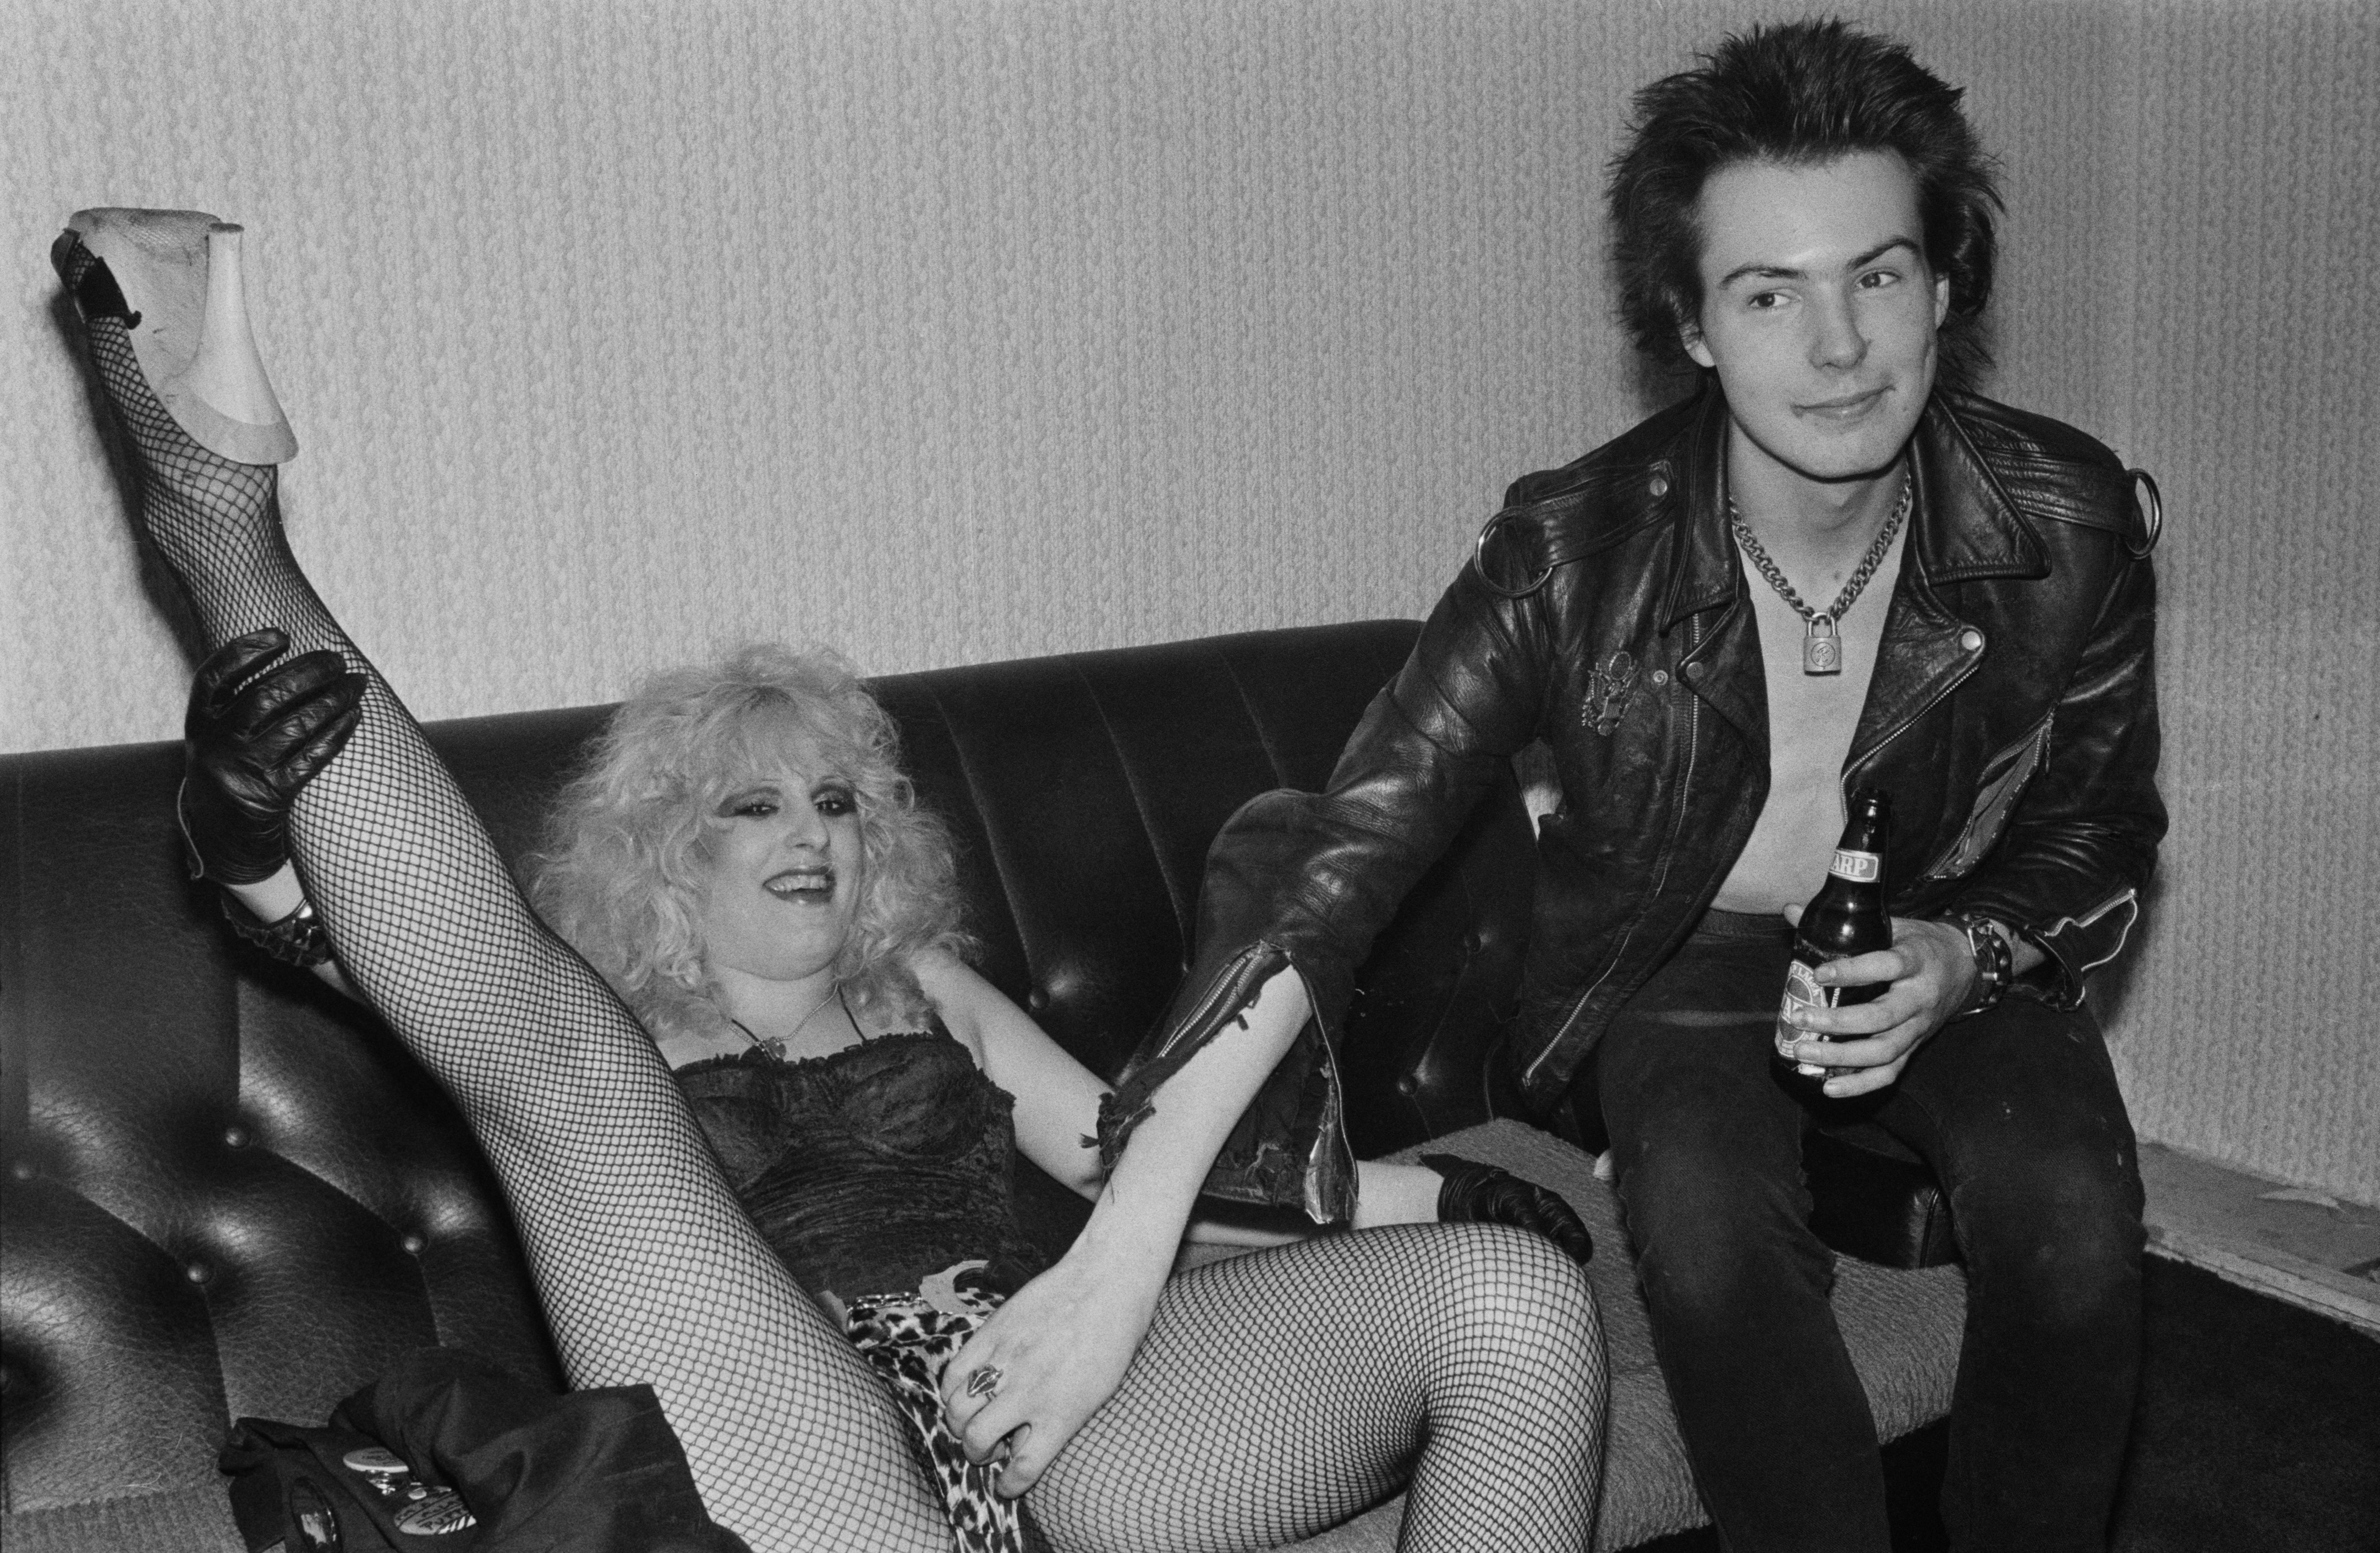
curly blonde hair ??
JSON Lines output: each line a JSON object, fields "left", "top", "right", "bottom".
{"left": 527, "top": 643, "right": 970, "bottom": 1048}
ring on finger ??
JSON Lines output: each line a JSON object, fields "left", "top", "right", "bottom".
{"left": 965, "top": 1365, "right": 1003, "bottom": 1401}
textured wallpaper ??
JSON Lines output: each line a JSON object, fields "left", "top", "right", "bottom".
{"left": 2076, "top": 1, "right": 2380, "bottom": 1210}
{"left": 4, "top": 0, "right": 2373, "bottom": 1201}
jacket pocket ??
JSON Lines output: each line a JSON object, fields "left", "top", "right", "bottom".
{"left": 1920, "top": 711, "right": 2054, "bottom": 881}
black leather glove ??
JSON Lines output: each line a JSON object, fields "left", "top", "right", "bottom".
{"left": 1419, "top": 1153, "right": 1594, "bottom": 1266}
{"left": 180, "top": 629, "right": 366, "bottom": 885}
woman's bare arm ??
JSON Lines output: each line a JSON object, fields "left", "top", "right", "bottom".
{"left": 920, "top": 952, "right": 1442, "bottom": 1238}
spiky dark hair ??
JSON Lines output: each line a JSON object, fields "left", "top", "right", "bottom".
{"left": 1606, "top": 18, "right": 2002, "bottom": 385}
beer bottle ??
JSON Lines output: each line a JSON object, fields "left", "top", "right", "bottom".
{"left": 1775, "top": 788, "right": 1893, "bottom": 1093}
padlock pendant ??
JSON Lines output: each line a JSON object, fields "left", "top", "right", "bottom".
{"left": 1804, "top": 615, "right": 1842, "bottom": 675}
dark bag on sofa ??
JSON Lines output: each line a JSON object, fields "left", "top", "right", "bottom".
{"left": 220, "top": 1348, "right": 749, "bottom": 1553}
{"left": 222, "top": 1416, "right": 480, "bottom": 1551}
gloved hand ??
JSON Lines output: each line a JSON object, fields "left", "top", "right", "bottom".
{"left": 1419, "top": 1153, "right": 1594, "bottom": 1266}
{"left": 180, "top": 628, "right": 366, "bottom": 885}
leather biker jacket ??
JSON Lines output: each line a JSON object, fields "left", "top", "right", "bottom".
{"left": 1100, "top": 382, "right": 2165, "bottom": 1225}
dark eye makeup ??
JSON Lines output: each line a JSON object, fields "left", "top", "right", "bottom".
{"left": 716, "top": 778, "right": 858, "bottom": 820}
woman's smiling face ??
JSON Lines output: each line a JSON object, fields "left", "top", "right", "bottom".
{"left": 692, "top": 737, "right": 868, "bottom": 986}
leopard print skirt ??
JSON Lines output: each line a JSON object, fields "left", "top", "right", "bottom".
{"left": 844, "top": 1279, "right": 1024, "bottom": 1553}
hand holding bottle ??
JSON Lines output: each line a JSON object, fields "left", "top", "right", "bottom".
{"left": 1774, "top": 788, "right": 1980, "bottom": 1101}
{"left": 1775, "top": 908, "right": 1980, "bottom": 1099}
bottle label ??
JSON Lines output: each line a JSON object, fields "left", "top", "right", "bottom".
{"left": 1775, "top": 958, "right": 1834, "bottom": 1074}
{"left": 1829, "top": 847, "right": 1881, "bottom": 883}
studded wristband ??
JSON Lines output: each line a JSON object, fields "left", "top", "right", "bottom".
{"left": 221, "top": 890, "right": 333, "bottom": 968}
{"left": 1945, "top": 914, "right": 2013, "bottom": 1019}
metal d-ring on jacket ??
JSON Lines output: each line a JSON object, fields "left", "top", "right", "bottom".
{"left": 1098, "top": 382, "right": 2167, "bottom": 1227}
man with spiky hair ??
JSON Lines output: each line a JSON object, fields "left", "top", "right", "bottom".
{"left": 1107, "top": 18, "right": 2163, "bottom": 1551}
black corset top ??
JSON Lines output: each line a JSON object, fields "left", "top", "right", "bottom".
{"left": 672, "top": 1025, "right": 1051, "bottom": 1302}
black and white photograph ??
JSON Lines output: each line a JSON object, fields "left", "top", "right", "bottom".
{"left": 3, "top": 3, "right": 2373, "bottom": 1550}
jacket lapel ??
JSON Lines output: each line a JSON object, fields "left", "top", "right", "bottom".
{"left": 1661, "top": 388, "right": 1770, "bottom": 744}
{"left": 1660, "top": 389, "right": 2056, "bottom": 765}
{"left": 1909, "top": 399, "right": 2050, "bottom": 584}
{"left": 1659, "top": 386, "right": 1739, "bottom": 631}
{"left": 1849, "top": 400, "right": 2053, "bottom": 767}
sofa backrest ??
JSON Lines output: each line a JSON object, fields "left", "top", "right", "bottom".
{"left": 0, "top": 620, "right": 1534, "bottom": 1545}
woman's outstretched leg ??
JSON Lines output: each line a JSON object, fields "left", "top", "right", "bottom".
{"left": 57, "top": 210, "right": 946, "bottom": 1552}
{"left": 1029, "top": 1222, "right": 1605, "bottom": 1553}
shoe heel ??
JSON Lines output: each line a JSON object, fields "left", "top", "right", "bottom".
{"left": 172, "top": 225, "right": 297, "bottom": 465}
{"left": 63, "top": 208, "right": 298, "bottom": 466}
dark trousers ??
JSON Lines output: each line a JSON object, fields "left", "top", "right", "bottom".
{"left": 1588, "top": 909, "right": 2145, "bottom": 1553}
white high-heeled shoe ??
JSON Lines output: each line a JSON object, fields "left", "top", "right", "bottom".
{"left": 59, "top": 207, "right": 297, "bottom": 466}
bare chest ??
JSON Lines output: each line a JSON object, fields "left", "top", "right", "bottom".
{"left": 1712, "top": 530, "right": 1904, "bottom": 912}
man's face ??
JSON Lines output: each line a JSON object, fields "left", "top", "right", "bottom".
{"left": 1683, "top": 150, "right": 1950, "bottom": 494}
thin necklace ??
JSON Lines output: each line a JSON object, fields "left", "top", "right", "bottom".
{"left": 1729, "top": 472, "right": 1912, "bottom": 676}
{"left": 730, "top": 981, "right": 848, "bottom": 1060}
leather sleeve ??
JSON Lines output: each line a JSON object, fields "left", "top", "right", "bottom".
{"left": 1946, "top": 545, "right": 2165, "bottom": 1005}
{"left": 1098, "top": 554, "right": 1553, "bottom": 1222}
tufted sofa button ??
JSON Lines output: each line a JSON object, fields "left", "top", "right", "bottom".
{"left": 185, "top": 1261, "right": 212, "bottom": 1285}
{"left": 1396, "top": 1075, "right": 1419, "bottom": 1096}
{"left": 402, "top": 1233, "right": 427, "bottom": 1255}
{"left": 1461, "top": 929, "right": 1483, "bottom": 956}
{"left": 9, "top": 1160, "right": 32, "bottom": 1182}
{"left": 223, "top": 1124, "right": 250, "bottom": 1149}
{"left": 1026, "top": 988, "right": 1049, "bottom": 1014}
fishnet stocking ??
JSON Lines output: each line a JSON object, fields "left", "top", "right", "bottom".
{"left": 64, "top": 235, "right": 946, "bottom": 1553}
{"left": 1040, "top": 1223, "right": 1604, "bottom": 1553}
{"left": 67, "top": 235, "right": 1606, "bottom": 1553}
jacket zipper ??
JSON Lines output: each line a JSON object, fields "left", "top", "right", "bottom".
{"left": 2042, "top": 887, "right": 2141, "bottom": 987}
{"left": 1841, "top": 659, "right": 1975, "bottom": 801}
{"left": 1841, "top": 573, "right": 1986, "bottom": 800}
{"left": 1524, "top": 614, "right": 1704, "bottom": 1092}
{"left": 1150, "top": 942, "right": 1352, "bottom": 1223}
{"left": 1150, "top": 941, "right": 1287, "bottom": 1062}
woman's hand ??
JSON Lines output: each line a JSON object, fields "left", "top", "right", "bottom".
{"left": 181, "top": 628, "right": 364, "bottom": 883}
{"left": 938, "top": 960, "right": 1317, "bottom": 1497}
{"left": 1778, "top": 907, "right": 1976, "bottom": 1098}
{"left": 938, "top": 1242, "right": 1168, "bottom": 1497}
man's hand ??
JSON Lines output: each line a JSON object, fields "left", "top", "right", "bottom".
{"left": 1778, "top": 906, "right": 1979, "bottom": 1098}
{"left": 1422, "top": 1153, "right": 1595, "bottom": 1265}
{"left": 938, "top": 1244, "right": 1167, "bottom": 1498}
{"left": 181, "top": 629, "right": 365, "bottom": 884}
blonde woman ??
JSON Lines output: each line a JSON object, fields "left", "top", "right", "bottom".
{"left": 62, "top": 207, "right": 1606, "bottom": 1553}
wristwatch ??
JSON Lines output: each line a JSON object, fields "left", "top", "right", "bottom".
{"left": 1943, "top": 913, "right": 2014, "bottom": 1018}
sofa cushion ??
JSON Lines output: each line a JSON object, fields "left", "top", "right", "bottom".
{"left": 1293, "top": 1119, "right": 1967, "bottom": 1552}
{"left": 1, "top": 622, "right": 1535, "bottom": 1544}
{"left": 1, "top": 621, "right": 1960, "bottom": 1549}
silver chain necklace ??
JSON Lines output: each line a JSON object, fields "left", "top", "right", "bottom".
{"left": 1728, "top": 474, "right": 1912, "bottom": 675}
{"left": 730, "top": 981, "right": 848, "bottom": 1061}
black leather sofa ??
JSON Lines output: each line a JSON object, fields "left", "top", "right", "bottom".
{"left": 1, "top": 620, "right": 1965, "bottom": 1551}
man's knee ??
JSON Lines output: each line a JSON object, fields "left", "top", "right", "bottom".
{"left": 1952, "top": 1129, "right": 2145, "bottom": 1324}
{"left": 1617, "top": 1140, "right": 1832, "bottom": 1322}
